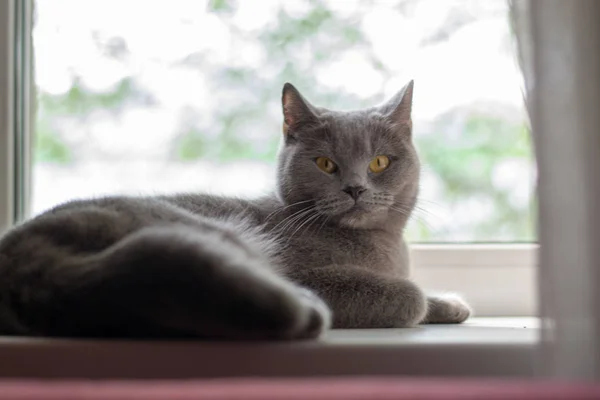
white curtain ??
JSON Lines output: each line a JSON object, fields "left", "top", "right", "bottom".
{"left": 511, "top": 0, "right": 600, "bottom": 380}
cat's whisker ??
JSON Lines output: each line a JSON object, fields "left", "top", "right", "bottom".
{"left": 316, "top": 215, "right": 330, "bottom": 236}
{"left": 286, "top": 210, "right": 322, "bottom": 245}
{"left": 413, "top": 198, "right": 448, "bottom": 216}
{"left": 388, "top": 206, "right": 412, "bottom": 217}
{"left": 393, "top": 200, "right": 442, "bottom": 224}
{"left": 264, "top": 199, "right": 312, "bottom": 223}
{"left": 278, "top": 206, "right": 316, "bottom": 235}
{"left": 416, "top": 197, "right": 445, "bottom": 207}
{"left": 302, "top": 211, "right": 324, "bottom": 234}
{"left": 280, "top": 211, "right": 317, "bottom": 244}
{"left": 277, "top": 209, "right": 314, "bottom": 235}
{"left": 389, "top": 206, "right": 437, "bottom": 232}
{"left": 413, "top": 206, "right": 439, "bottom": 220}
{"left": 271, "top": 205, "right": 315, "bottom": 233}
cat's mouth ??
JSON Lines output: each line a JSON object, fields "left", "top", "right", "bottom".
{"left": 349, "top": 203, "right": 368, "bottom": 212}
{"left": 316, "top": 199, "right": 379, "bottom": 218}
{"left": 339, "top": 203, "right": 374, "bottom": 218}
{"left": 347, "top": 200, "right": 391, "bottom": 217}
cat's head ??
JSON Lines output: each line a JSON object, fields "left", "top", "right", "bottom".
{"left": 276, "top": 81, "right": 420, "bottom": 230}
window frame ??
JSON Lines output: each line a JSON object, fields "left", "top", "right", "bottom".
{"left": 13, "top": 0, "right": 33, "bottom": 223}
{"left": 412, "top": 244, "right": 537, "bottom": 316}
{"left": 0, "top": 0, "right": 31, "bottom": 235}
{"left": 0, "top": 0, "right": 537, "bottom": 318}
{"left": 526, "top": 0, "right": 600, "bottom": 379}
{"left": 0, "top": 0, "right": 16, "bottom": 235}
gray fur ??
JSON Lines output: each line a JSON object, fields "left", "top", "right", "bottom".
{"left": 0, "top": 81, "right": 470, "bottom": 340}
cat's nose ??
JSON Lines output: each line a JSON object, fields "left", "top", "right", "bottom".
{"left": 342, "top": 185, "right": 367, "bottom": 200}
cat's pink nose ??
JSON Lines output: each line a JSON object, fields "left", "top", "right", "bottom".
{"left": 342, "top": 186, "right": 366, "bottom": 200}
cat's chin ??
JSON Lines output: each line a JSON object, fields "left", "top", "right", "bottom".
{"left": 338, "top": 207, "right": 382, "bottom": 229}
{"left": 319, "top": 202, "right": 387, "bottom": 229}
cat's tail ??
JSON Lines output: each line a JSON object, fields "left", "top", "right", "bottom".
{"left": 0, "top": 225, "right": 330, "bottom": 340}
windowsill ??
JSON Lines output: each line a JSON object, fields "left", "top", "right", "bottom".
{"left": 328, "top": 317, "right": 538, "bottom": 345}
{"left": 0, "top": 317, "right": 538, "bottom": 379}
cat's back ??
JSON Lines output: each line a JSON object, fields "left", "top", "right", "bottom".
{"left": 0, "top": 193, "right": 281, "bottom": 255}
{"left": 161, "top": 193, "right": 281, "bottom": 224}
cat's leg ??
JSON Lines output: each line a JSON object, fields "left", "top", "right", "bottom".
{"left": 75, "top": 224, "right": 331, "bottom": 339}
{"left": 0, "top": 207, "right": 330, "bottom": 340}
{"left": 422, "top": 294, "right": 472, "bottom": 324}
{"left": 288, "top": 265, "right": 427, "bottom": 328}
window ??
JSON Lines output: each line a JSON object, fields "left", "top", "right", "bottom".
{"left": 1, "top": 0, "right": 537, "bottom": 317}
{"left": 4, "top": 0, "right": 600, "bottom": 381}
{"left": 32, "top": 0, "right": 535, "bottom": 242}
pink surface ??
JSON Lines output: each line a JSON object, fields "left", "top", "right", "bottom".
{"left": 1, "top": 378, "right": 600, "bottom": 400}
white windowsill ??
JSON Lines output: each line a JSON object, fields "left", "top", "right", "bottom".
{"left": 412, "top": 245, "right": 538, "bottom": 317}
{"left": 330, "top": 317, "right": 538, "bottom": 345}
{"left": 0, "top": 317, "right": 539, "bottom": 379}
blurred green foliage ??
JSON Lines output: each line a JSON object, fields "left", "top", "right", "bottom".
{"left": 40, "top": 77, "right": 135, "bottom": 116}
{"left": 416, "top": 113, "right": 534, "bottom": 241}
{"left": 34, "top": 0, "right": 535, "bottom": 241}
{"left": 34, "top": 124, "right": 71, "bottom": 164}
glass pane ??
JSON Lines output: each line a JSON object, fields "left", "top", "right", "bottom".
{"left": 32, "top": 0, "right": 535, "bottom": 242}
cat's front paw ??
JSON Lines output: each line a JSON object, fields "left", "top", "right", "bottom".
{"left": 293, "top": 287, "right": 332, "bottom": 339}
{"left": 394, "top": 280, "right": 428, "bottom": 327}
{"left": 424, "top": 294, "right": 472, "bottom": 324}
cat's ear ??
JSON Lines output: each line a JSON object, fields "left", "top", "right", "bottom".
{"left": 282, "top": 83, "right": 318, "bottom": 136}
{"left": 380, "top": 80, "right": 414, "bottom": 126}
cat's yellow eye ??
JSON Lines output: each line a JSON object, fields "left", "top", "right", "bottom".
{"left": 369, "top": 155, "right": 390, "bottom": 173}
{"left": 315, "top": 157, "right": 337, "bottom": 174}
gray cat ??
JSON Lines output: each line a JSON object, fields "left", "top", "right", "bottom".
{"left": 0, "top": 81, "right": 471, "bottom": 340}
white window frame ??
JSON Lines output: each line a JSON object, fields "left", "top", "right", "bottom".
{"left": 0, "top": 0, "right": 537, "bottom": 318}
{"left": 0, "top": 0, "right": 31, "bottom": 236}
{"left": 0, "top": 0, "right": 16, "bottom": 236}
{"left": 412, "top": 244, "right": 537, "bottom": 316}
